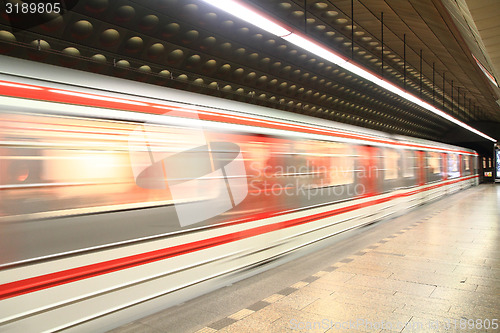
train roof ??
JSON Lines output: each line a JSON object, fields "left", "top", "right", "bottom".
{"left": 0, "top": 55, "right": 476, "bottom": 155}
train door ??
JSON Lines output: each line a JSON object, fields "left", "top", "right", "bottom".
{"left": 442, "top": 153, "right": 448, "bottom": 195}
{"left": 356, "top": 145, "right": 379, "bottom": 197}
{"left": 416, "top": 151, "right": 426, "bottom": 186}
{"left": 442, "top": 153, "right": 448, "bottom": 181}
{"left": 459, "top": 154, "right": 464, "bottom": 189}
{"left": 416, "top": 151, "right": 426, "bottom": 205}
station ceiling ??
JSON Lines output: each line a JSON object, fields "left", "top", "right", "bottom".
{"left": 1, "top": 0, "right": 499, "bottom": 148}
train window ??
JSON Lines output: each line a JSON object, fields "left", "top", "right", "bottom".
{"left": 463, "top": 155, "right": 471, "bottom": 176}
{"left": 383, "top": 149, "right": 399, "bottom": 180}
{"left": 448, "top": 153, "right": 460, "bottom": 179}
{"left": 427, "top": 152, "right": 441, "bottom": 174}
{"left": 426, "top": 152, "right": 442, "bottom": 183}
{"left": 306, "top": 140, "right": 330, "bottom": 187}
{"left": 0, "top": 112, "right": 210, "bottom": 217}
{"left": 328, "top": 142, "right": 355, "bottom": 186}
{"left": 401, "top": 149, "right": 416, "bottom": 178}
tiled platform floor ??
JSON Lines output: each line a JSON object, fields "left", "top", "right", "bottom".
{"left": 112, "top": 184, "right": 500, "bottom": 333}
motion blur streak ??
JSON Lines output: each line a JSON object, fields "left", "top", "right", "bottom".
{"left": 0, "top": 56, "right": 479, "bottom": 333}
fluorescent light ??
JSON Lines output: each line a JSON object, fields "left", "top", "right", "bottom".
{"left": 200, "top": 0, "right": 290, "bottom": 37}
{"left": 282, "top": 33, "right": 346, "bottom": 66}
{"left": 199, "top": 0, "right": 495, "bottom": 142}
{"left": 49, "top": 90, "right": 149, "bottom": 106}
{"left": 341, "top": 62, "right": 496, "bottom": 141}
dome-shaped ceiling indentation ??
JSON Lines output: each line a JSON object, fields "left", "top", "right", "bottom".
{"left": 148, "top": 43, "right": 165, "bottom": 59}
{"left": 245, "top": 72, "right": 257, "bottom": 82}
{"left": 115, "top": 5, "right": 135, "bottom": 23}
{"left": 218, "top": 63, "right": 231, "bottom": 75}
{"left": 100, "top": 29, "right": 120, "bottom": 47}
{"left": 167, "top": 49, "right": 184, "bottom": 64}
{"left": 181, "top": 4, "right": 199, "bottom": 18}
{"left": 202, "top": 59, "right": 217, "bottom": 73}
{"left": 116, "top": 60, "right": 130, "bottom": 68}
{"left": 260, "top": 57, "right": 271, "bottom": 67}
{"left": 200, "top": 36, "right": 216, "bottom": 51}
{"left": 125, "top": 36, "right": 144, "bottom": 53}
{"left": 62, "top": 47, "right": 80, "bottom": 56}
{"left": 264, "top": 39, "right": 276, "bottom": 48}
{"left": 161, "top": 23, "right": 180, "bottom": 38}
{"left": 219, "top": 42, "right": 232, "bottom": 54}
{"left": 268, "top": 79, "right": 278, "bottom": 88}
{"left": 251, "top": 34, "right": 263, "bottom": 42}
{"left": 237, "top": 27, "right": 250, "bottom": 36}
{"left": 247, "top": 53, "right": 259, "bottom": 63}
{"left": 201, "top": 12, "right": 218, "bottom": 25}
{"left": 313, "top": 2, "right": 329, "bottom": 10}
{"left": 280, "top": 65, "right": 292, "bottom": 75}
{"left": 220, "top": 20, "right": 234, "bottom": 30}
{"left": 159, "top": 69, "right": 171, "bottom": 77}
{"left": 182, "top": 30, "right": 199, "bottom": 44}
{"left": 140, "top": 15, "right": 159, "bottom": 32}
{"left": 71, "top": 20, "right": 93, "bottom": 40}
{"left": 0, "top": 30, "right": 16, "bottom": 42}
{"left": 186, "top": 54, "right": 201, "bottom": 69}
{"left": 323, "top": 10, "right": 339, "bottom": 18}
{"left": 277, "top": 2, "right": 292, "bottom": 10}
{"left": 234, "top": 47, "right": 245, "bottom": 57}
{"left": 256, "top": 75, "right": 268, "bottom": 86}
{"left": 271, "top": 61, "right": 281, "bottom": 72}
{"left": 291, "top": 69, "right": 301, "bottom": 78}
{"left": 232, "top": 68, "right": 245, "bottom": 79}
{"left": 139, "top": 65, "right": 151, "bottom": 72}
{"left": 193, "top": 78, "right": 204, "bottom": 86}
{"left": 91, "top": 54, "right": 106, "bottom": 62}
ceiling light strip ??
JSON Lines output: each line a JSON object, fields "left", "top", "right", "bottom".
{"left": 200, "top": 0, "right": 496, "bottom": 142}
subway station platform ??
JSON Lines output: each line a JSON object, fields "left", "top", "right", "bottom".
{"left": 111, "top": 184, "right": 500, "bottom": 333}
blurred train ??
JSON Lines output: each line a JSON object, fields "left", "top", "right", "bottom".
{"left": 0, "top": 55, "right": 478, "bottom": 332}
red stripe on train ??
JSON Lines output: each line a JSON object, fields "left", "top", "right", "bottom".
{"left": 0, "top": 175, "right": 477, "bottom": 300}
{"left": 0, "top": 80, "right": 477, "bottom": 155}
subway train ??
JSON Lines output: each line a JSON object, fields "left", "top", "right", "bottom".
{"left": 0, "top": 55, "right": 478, "bottom": 332}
